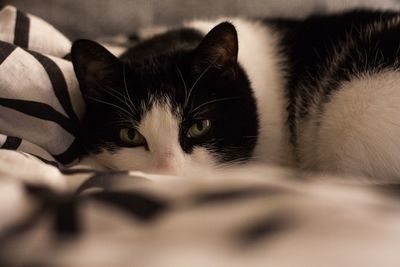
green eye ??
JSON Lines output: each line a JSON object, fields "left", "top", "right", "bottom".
{"left": 119, "top": 128, "right": 146, "bottom": 146}
{"left": 187, "top": 119, "right": 211, "bottom": 139}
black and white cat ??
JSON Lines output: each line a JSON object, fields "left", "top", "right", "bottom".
{"left": 72, "top": 10, "right": 400, "bottom": 180}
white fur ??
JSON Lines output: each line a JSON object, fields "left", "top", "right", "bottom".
{"left": 93, "top": 101, "right": 215, "bottom": 175}
{"left": 299, "top": 71, "right": 400, "bottom": 181}
{"left": 186, "top": 18, "right": 290, "bottom": 166}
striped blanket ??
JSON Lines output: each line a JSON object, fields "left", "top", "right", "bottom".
{"left": 1, "top": 5, "right": 400, "bottom": 267}
{"left": 0, "top": 5, "right": 84, "bottom": 165}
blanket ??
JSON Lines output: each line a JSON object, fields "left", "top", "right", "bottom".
{"left": 1, "top": 5, "right": 400, "bottom": 267}
{"left": 0, "top": 5, "right": 84, "bottom": 165}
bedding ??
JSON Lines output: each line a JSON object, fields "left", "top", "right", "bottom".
{"left": 1, "top": 5, "right": 400, "bottom": 267}
{"left": 0, "top": 5, "right": 83, "bottom": 165}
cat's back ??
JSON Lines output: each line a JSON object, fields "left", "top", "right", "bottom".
{"left": 277, "top": 10, "right": 400, "bottom": 180}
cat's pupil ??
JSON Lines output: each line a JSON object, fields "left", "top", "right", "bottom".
{"left": 127, "top": 129, "right": 135, "bottom": 140}
{"left": 196, "top": 121, "right": 204, "bottom": 131}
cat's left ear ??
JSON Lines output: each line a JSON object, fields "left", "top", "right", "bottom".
{"left": 193, "top": 22, "right": 238, "bottom": 76}
{"left": 71, "top": 39, "right": 122, "bottom": 98}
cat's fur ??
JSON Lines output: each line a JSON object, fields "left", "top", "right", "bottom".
{"left": 72, "top": 10, "right": 400, "bottom": 180}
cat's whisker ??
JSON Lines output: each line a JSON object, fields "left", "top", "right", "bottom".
{"left": 90, "top": 80, "right": 125, "bottom": 101}
{"left": 112, "top": 121, "right": 135, "bottom": 127}
{"left": 114, "top": 111, "right": 136, "bottom": 124}
{"left": 101, "top": 86, "right": 125, "bottom": 101}
{"left": 101, "top": 83, "right": 129, "bottom": 102}
{"left": 240, "top": 136, "right": 258, "bottom": 141}
{"left": 214, "top": 157, "right": 250, "bottom": 170}
{"left": 191, "top": 96, "right": 240, "bottom": 115}
{"left": 86, "top": 96, "right": 133, "bottom": 117}
{"left": 104, "top": 120, "right": 133, "bottom": 127}
{"left": 116, "top": 112, "right": 135, "bottom": 121}
{"left": 176, "top": 65, "right": 188, "bottom": 103}
{"left": 122, "top": 64, "right": 136, "bottom": 111}
{"left": 100, "top": 85, "right": 136, "bottom": 114}
{"left": 90, "top": 79, "right": 137, "bottom": 114}
{"left": 185, "top": 57, "right": 219, "bottom": 107}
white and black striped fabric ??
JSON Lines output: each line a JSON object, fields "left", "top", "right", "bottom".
{"left": 1, "top": 158, "right": 400, "bottom": 267}
{"left": 0, "top": 5, "right": 85, "bottom": 165}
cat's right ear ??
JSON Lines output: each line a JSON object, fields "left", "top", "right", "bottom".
{"left": 192, "top": 22, "right": 239, "bottom": 76}
{"left": 71, "top": 39, "right": 122, "bottom": 99}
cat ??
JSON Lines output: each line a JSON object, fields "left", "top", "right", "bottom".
{"left": 72, "top": 9, "right": 400, "bottom": 180}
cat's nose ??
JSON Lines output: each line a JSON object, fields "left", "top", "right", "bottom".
{"left": 154, "top": 152, "right": 184, "bottom": 175}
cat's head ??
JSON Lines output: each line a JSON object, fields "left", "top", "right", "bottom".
{"left": 71, "top": 22, "right": 258, "bottom": 175}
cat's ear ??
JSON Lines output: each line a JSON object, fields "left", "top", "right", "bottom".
{"left": 71, "top": 39, "right": 122, "bottom": 98}
{"left": 193, "top": 22, "right": 238, "bottom": 75}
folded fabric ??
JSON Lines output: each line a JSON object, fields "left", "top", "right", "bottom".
{"left": 0, "top": 5, "right": 85, "bottom": 165}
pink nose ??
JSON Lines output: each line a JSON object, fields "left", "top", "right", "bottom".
{"left": 155, "top": 156, "right": 183, "bottom": 175}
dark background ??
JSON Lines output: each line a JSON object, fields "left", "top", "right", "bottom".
{"left": 1, "top": 0, "right": 400, "bottom": 40}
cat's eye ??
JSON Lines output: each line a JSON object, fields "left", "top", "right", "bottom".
{"left": 187, "top": 119, "right": 211, "bottom": 139}
{"left": 119, "top": 128, "right": 146, "bottom": 146}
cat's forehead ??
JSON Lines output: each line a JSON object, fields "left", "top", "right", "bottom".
{"left": 126, "top": 53, "right": 189, "bottom": 79}
{"left": 138, "top": 95, "right": 182, "bottom": 116}
{"left": 139, "top": 100, "right": 181, "bottom": 134}
{"left": 123, "top": 56, "right": 191, "bottom": 107}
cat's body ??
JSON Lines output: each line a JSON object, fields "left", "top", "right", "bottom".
{"left": 72, "top": 10, "right": 400, "bottom": 180}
